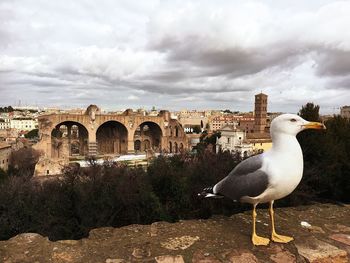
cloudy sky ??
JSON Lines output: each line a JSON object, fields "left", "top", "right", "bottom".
{"left": 1, "top": 0, "right": 350, "bottom": 113}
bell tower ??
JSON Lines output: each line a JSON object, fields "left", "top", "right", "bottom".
{"left": 254, "top": 93, "right": 268, "bottom": 133}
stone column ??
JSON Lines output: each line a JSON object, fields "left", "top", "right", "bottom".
{"left": 88, "top": 128, "right": 97, "bottom": 156}
{"left": 67, "top": 125, "right": 72, "bottom": 156}
{"left": 127, "top": 130, "right": 135, "bottom": 154}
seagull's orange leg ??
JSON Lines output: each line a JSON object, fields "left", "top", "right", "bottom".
{"left": 252, "top": 204, "right": 270, "bottom": 246}
{"left": 269, "top": 201, "right": 294, "bottom": 243}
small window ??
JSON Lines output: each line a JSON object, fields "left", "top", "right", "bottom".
{"left": 47, "top": 170, "right": 50, "bottom": 175}
{"left": 227, "top": 138, "right": 230, "bottom": 143}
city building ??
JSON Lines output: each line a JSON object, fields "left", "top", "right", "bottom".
{"left": 254, "top": 93, "right": 268, "bottom": 133}
{"left": 10, "top": 118, "right": 38, "bottom": 131}
{"left": 177, "top": 110, "right": 212, "bottom": 133}
{"left": 0, "top": 142, "right": 11, "bottom": 171}
{"left": 210, "top": 115, "right": 239, "bottom": 131}
{"left": 216, "top": 125, "right": 253, "bottom": 156}
{"left": 340, "top": 106, "right": 350, "bottom": 118}
{"left": 237, "top": 116, "right": 255, "bottom": 134}
{"left": 0, "top": 129, "right": 20, "bottom": 143}
{"left": 246, "top": 133, "right": 273, "bottom": 153}
{"left": 0, "top": 118, "right": 11, "bottom": 130}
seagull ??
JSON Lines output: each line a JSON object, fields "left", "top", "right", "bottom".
{"left": 199, "top": 114, "right": 326, "bottom": 246}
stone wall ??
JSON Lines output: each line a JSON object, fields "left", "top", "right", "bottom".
{"left": 1, "top": 203, "right": 349, "bottom": 262}
{"left": 34, "top": 106, "right": 189, "bottom": 176}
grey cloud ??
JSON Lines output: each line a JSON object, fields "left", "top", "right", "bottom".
{"left": 315, "top": 48, "right": 350, "bottom": 77}
{"left": 149, "top": 33, "right": 310, "bottom": 79}
{"left": 1, "top": 0, "right": 350, "bottom": 113}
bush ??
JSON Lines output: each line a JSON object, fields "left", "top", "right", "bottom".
{"left": 8, "top": 147, "right": 41, "bottom": 178}
{"left": 0, "top": 150, "right": 244, "bottom": 241}
{"left": 0, "top": 162, "right": 163, "bottom": 241}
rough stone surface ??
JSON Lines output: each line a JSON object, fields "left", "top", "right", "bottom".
{"left": 226, "top": 249, "right": 259, "bottom": 262}
{"left": 268, "top": 244, "right": 296, "bottom": 263}
{"left": 295, "top": 237, "right": 348, "bottom": 263}
{"left": 0, "top": 203, "right": 349, "bottom": 262}
{"left": 161, "top": 236, "right": 200, "bottom": 250}
{"left": 192, "top": 250, "right": 221, "bottom": 263}
{"left": 155, "top": 255, "right": 185, "bottom": 263}
{"left": 329, "top": 234, "right": 350, "bottom": 246}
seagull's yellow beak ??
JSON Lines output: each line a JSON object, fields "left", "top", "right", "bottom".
{"left": 302, "top": 122, "right": 326, "bottom": 130}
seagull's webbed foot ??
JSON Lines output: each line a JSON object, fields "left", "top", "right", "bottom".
{"left": 269, "top": 201, "right": 294, "bottom": 244}
{"left": 251, "top": 204, "right": 270, "bottom": 246}
{"left": 252, "top": 234, "right": 270, "bottom": 246}
{"left": 271, "top": 232, "right": 293, "bottom": 243}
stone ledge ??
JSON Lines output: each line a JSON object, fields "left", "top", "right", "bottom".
{"left": 0, "top": 203, "right": 349, "bottom": 262}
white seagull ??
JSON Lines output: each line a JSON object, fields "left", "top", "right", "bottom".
{"left": 200, "top": 114, "right": 326, "bottom": 246}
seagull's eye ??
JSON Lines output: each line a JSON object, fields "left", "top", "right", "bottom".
{"left": 290, "top": 118, "right": 297, "bottom": 122}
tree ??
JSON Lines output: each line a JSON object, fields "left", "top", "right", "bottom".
{"left": 24, "top": 129, "right": 39, "bottom": 139}
{"left": 196, "top": 131, "right": 221, "bottom": 153}
{"left": 288, "top": 102, "right": 350, "bottom": 204}
{"left": 298, "top": 102, "right": 320, "bottom": 121}
{"left": 192, "top": 126, "right": 201, "bottom": 134}
{"left": 0, "top": 106, "right": 14, "bottom": 113}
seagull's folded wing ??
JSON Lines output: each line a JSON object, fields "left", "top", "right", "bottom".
{"left": 214, "top": 154, "right": 269, "bottom": 201}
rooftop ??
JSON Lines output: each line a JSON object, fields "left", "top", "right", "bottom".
{"left": 0, "top": 142, "right": 11, "bottom": 149}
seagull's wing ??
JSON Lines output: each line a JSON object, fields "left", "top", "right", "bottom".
{"left": 214, "top": 154, "right": 269, "bottom": 201}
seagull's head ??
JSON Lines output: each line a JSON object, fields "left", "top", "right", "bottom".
{"left": 270, "top": 114, "right": 326, "bottom": 136}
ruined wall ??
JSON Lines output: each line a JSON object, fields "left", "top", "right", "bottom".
{"left": 34, "top": 106, "right": 189, "bottom": 175}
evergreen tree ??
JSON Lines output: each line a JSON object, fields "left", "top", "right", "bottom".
{"left": 298, "top": 102, "right": 320, "bottom": 121}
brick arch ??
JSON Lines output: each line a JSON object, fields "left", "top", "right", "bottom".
{"left": 35, "top": 107, "right": 189, "bottom": 169}
{"left": 132, "top": 121, "right": 163, "bottom": 153}
{"left": 51, "top": 120, "right": 89, "bottom": 133}
{"left": 51, "top": 121, "right": 89, "bottom": 158}
{"left": 96, "top": 121, "right": 128, "bottom": 155}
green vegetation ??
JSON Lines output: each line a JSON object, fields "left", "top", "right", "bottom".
{"left": 0, "top": 150, "right": 243, "bottom": 241}
{"left": 24, "top": 129, "right": 39, "bottom": 139}
{"left": 294, "top": 102, "right": 350, "bottom": 203}
{"left": 0, "top": 102, "right": 349, "bottom": 241}
{"left": 0, "top": 106, "right": 14, "bottom": 113}
{"left": 196, "top": 131, "right": 221, "bottom": 154}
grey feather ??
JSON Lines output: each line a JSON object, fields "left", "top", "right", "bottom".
{"left": 214, "top": 154, "right": 269, "bottom": 201}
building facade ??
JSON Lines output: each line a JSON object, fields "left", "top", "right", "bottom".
{"left": 10, "top": 118, "right": 38, "bottom": 131}
{"left": 246, "top": 133, "right": 273, "bottom": 153}
{"left": 210, "top": 115, "right": 239, "bottom": 131}
{"left": 0, "top": 118, "right": 11, "bottom": 130}
{"left": 216, "top": 125, "right": 253, "bottom": 156}
{"left": 0, "top": 142, "right": 11, "bottom": 171}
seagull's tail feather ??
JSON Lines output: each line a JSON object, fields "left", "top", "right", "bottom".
{"left": 198, "top": 187, "right": 224, "bottom": 198}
